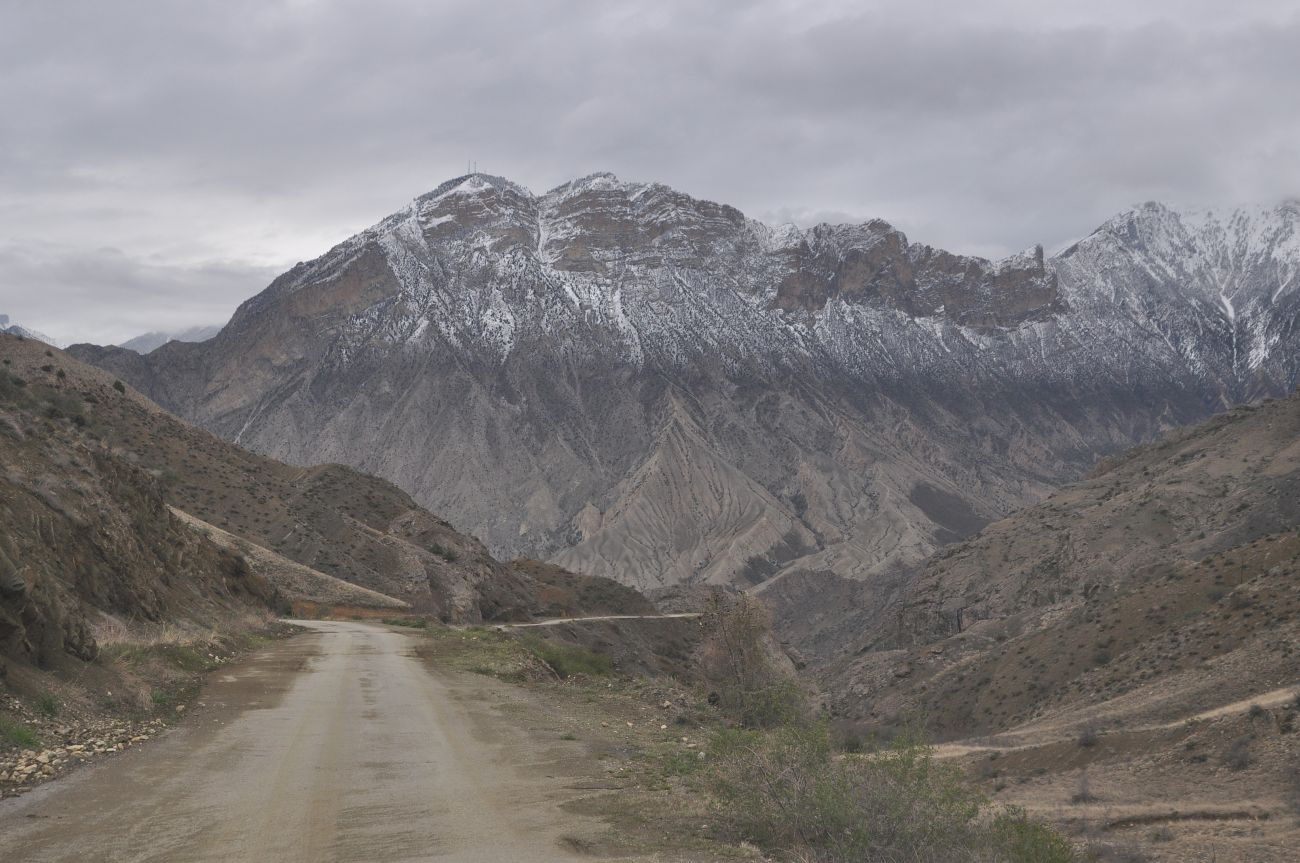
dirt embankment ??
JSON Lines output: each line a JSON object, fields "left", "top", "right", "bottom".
{"left": 2, "top": 618, "right": 297, "bottom": 799}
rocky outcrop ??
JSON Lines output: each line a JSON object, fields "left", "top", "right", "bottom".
{"left": 771, "top": 222, "right": 1060, "bottom": 328}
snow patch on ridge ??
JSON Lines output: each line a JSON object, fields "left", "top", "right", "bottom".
{"left": 266, "top": 173, "right": 1298, "bottom": 402}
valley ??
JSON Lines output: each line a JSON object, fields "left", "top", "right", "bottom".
{"left": 4, "top": 3, "right": 1298, "bottom": 861}
{"left": 4, "top": 181, "right": 1297, "bottom": 859}
{"left": 5, "top": 608, "right": 1293, "bottom": 862}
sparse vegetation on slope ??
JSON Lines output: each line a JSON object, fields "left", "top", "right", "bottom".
{"left": 0, "top": 336, "right": 279, "bottom": 671}
{"left": 2, "top": 616, "right": 294, "bottom": 796}
{"left": 522, "top": 635, "right": 612, "bottom": 678}
{"left": 693, "top": 596, "right": 1084, "bottom": 862}
{"left": 707, "top": 723, "right": 1078, "bottom": 862}
{"left": 805, "top": 389, "right": 1300, "bottom": 861}
{"left": 0, "top": 335, "right": 527, "bottom": 621}
{"left": 417, "top": 597, "right": 1084, "bottom": 861}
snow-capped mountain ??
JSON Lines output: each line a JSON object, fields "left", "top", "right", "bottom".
{"left": 69, "top": 175, "right": 1300, "bottom": 591}
{"left": 1054, "top": 201, "right": 1299, "bottom": 389}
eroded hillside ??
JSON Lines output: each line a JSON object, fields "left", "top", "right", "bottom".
{"left": 0, "top": 339, "right": 275, "bottom": 670}
{"left": 818, "top": 387, "right": 1300, "bottom": 738}
{"left": 2, "top": 334, "right": 635, "bottom": 625}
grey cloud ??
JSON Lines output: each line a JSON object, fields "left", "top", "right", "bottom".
{"left": 0, "top": 0, "right": 1297, "bottom": 343}
{"left": 0, "top": 243, "right": 281, "bottom": 346}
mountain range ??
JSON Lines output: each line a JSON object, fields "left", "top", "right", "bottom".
{"left": 69, "top": 174, "right": 1300, "bottom": 595}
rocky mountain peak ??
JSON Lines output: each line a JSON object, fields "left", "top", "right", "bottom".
{"left": 1064, "top": 199, "right": 1300, "bottom": 288}
{"left": 234, "top": 172, "right": 1073, "bottom": 339}
{"left": 406, "top": 173, "right": 541, "bottom": 252}
{"left": 1052, "top": 198, "right": 1300, "bottom": 378}
{"left": 419, "top": 172, "right": 532, "bottom": 200}
{"left": 770, "top": 218, "right": 1059, "bottom": 325}
{"left": 538, "top": 173, "right": 748, "bottom": 274}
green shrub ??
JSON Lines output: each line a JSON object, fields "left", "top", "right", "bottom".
{"left": 524, "top": 636, "right": 611, "bottom": 678}
{"left": 986, "top": 809, "right": 1080, "bottom": 861}
{"left": 35, "top": 692, "right": 59, "bottom": 717}
{"left": 0, "top": 714, "right": 39, "bottom": 749}
{"left": 705, "top": 722, "right": 1082, "bottom": 862}
{"left": 159, "top": 645, "right": 217, "bottom": 673}
{"left": 428, "top": 543, "right": 460, "bottom": 562}
{"left": 382, "top": 617, "right": 428, "bottom": 629}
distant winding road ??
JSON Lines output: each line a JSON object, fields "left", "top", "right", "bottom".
{"left": 493, "top": 612, "right": 702, "bottom": 629}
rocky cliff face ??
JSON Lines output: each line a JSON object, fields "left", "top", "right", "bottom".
{"left": 71, "top": 176, "right": 1300, "bottom": 591}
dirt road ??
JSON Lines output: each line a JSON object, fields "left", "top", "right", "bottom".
{"left": 495, "top": 613, "right": 702, "bottom": 628}
{"left": 0, "top": 621, "right": 613, "bottom": 862}
{"left": 929, "top": 684, "right": 1300, "bottom": 760}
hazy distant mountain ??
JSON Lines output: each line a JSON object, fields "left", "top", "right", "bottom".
{"left": 69, "top": 175, "right": 1300, "bottom": 592}
{"left": 0, "top": 313, "right": 60, "bottom": 347}
{"left": 118, "top": 324, "right": 222, "bottom": 354}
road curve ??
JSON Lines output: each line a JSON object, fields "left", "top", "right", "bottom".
{"left": 0, "top": 621, "right": 595, "bottom": 862}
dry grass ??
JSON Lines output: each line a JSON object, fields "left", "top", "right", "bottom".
{"left": 94, "top": 609, "right": 275, "bottom": 651}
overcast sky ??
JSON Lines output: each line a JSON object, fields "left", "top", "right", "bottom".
{"left": 2, "top": 0, "right": 1298, "bottom": 346}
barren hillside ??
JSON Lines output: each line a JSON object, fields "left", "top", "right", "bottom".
{"left": 815, "top": 387, "right": 1300, "bottom": 740}
{"left": 3, "top": 334, "right": 638, "bottom": 625}
{"left": 0, "top": 338, "right": 276, "bottom": 670}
